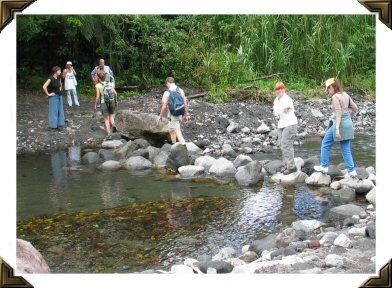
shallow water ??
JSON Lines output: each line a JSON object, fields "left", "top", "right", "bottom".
{"left": 16, "top": 134, "right": 375, "bottom": 273}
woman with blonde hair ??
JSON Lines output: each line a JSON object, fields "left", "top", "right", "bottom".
{"left": 314, "top": 78, "right": 358, "bottom": 178}
{"left": 273, "top": 81, "right": 298, "bottom": 174}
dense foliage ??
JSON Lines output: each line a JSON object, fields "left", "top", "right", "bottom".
{"left": 17, "top": 15, "right": 375, "bottom": 101}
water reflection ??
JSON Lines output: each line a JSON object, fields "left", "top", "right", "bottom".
{"left": 48, "top": 151, "right": 69, "bottom": 211}
{"left": 98, "top": 172, "right": 124, "bottom": 209}
{"left": 293, "top": 185, "right": 330, "bottom": 219}
{"left": 160, "top": 181, "right": 193, "bottom": 230}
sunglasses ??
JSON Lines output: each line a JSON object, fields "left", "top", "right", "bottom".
{"left": 276, "top": 87, "right": 285, "bottom": 91}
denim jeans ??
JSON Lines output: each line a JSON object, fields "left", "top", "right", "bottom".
{"left": 48, "top": 94, "right": 65, "bottom": 128}
{"left": 320, "top": 126, "right": 355, "bottom": 172}
{"left": 66, "top": 89, "right": 80, "bottom": 107}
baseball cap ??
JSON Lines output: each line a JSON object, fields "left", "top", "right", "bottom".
{"left": 66, "top": 61, "right": 72, "bottom": 65}
{"left": 325, "top": 78, "right": 335, "bottom": 89}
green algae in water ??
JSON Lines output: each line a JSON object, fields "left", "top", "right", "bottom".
{"left": 17, "top": 196, "right": 234, "bottom": 273}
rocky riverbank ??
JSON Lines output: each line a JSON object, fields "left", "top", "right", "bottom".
{"left": 16, "top": 87, "right": 376, "bottom": 274}
{"left": 16, "top": 87, "right": 375, "bottom": 155}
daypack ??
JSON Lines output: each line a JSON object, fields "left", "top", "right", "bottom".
{"left": 102, "top": 81, "right": 115, "bottom": 102}
{"left": 168, "top": 87, "right": 185, "bottom": 116}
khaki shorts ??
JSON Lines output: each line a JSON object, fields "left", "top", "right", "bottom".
{"left": 168, "top": 115, "right": 182, "bottom": 131}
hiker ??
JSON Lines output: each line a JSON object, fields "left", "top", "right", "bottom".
{"left": 94, "top": 66, "right": 118, "bottom": 139}
{"left": 314, "top": 78, "right": 358, "bottom": 178}
{"left": 91, "top": 59, "right": 113, "bottom": 84}
{"left": 157, "top": 77, "right": 188, "bottom": 145}
{"left": 64, "top": 61, "right": 80, "bottom": 107}
{"left": 42, "top": 66, "right": 65, "bottom": 130}
{"left": 273, "top": 81, "right": 298, "bottom": 174}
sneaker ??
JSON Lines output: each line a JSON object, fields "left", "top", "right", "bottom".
{"left": 111, "top": 125, "right": 117, "bottom": 133}
{"left": 314, "top": 165, "right": 328, "bottom": 173}
{"left": 344, "top": 170, "right": 358, "bottom": 179}
{"left": 104, "top": 134, "right": 112, "bottom": 141}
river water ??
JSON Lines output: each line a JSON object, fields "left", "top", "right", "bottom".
{"left": 16, "top": 134, "right": 375, "bottom": 273}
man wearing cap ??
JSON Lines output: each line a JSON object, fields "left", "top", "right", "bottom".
{"left": 64, "top": 61, "right": 80, "bottom": 107}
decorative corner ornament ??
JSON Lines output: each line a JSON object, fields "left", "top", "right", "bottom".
{"left": 360, "top": 259, "right": 392, "bottom": 288}
{"left": 358, "top": 0, "right": 392, "bottom": 29}
{"left": 0, "top": 257, "right": 33, "bottom": 288}
{"left": 0, "top": 0, "right": 36, "bottom": 33}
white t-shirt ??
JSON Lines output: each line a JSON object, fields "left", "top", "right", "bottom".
{"left": 64, "top": 71, "right": 77, "bottom": 90}
{"left": 162, "top": 84, "right": 185, "bottom": 118}
{"left": 273, "top": 93, "right": 298, "bottom": 128}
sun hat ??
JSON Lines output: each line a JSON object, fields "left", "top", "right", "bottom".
{"left": 66, "top": 61, "right": 72, "bottom": 66}
{"left": 325, "top": 78, "right": 335, "bottom": 89}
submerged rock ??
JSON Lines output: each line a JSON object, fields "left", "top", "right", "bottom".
{"left": 178, "top": 165, "right": 205, "bottom": 178}
{"left": 235, "top": 161, "right": 263, "bottom": 186}
{"left": 124, "top": 156, "right": 152, "bottom": 170}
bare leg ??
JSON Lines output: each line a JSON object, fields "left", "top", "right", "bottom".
{"left": 169, "top": 131, "right": 177, "bottom": 144}
{"left": 109, "top": 114, "right": 115, "bottom": 126}
{"left": 103, "top": 116, "right": 111, "bottom": 135}
{"left": 175, "top": 129, "right": 186, "bottom": 145}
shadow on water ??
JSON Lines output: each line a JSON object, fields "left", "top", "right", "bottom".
{"left": 16, "top": 133, "right": 375, "bottom": 272}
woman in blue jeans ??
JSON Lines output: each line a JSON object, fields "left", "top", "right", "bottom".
{"left": 314, "top": 78, "right": 358, "bottom": 178}
{"left": 42, "top": 66, "right": 65, "bottom": 130}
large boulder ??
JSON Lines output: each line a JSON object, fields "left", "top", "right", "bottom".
{"left": 185, "top": 142, "right": 203, "bottom": 155}
{"left": 302, "top": 156, "right": 320, "bottom": 175}
{"left": 366, "top": 187, "right": 376, "bottom": 205}
{"left": 16, "top": 239, "right": 51, "bottom": 273}
{"left": 305, "top": 172, "right": 331, "bottom": 186}
{"left": 114, "top": 140, "right": 134, "bottom": 159}
{"left": 101, "top": 139, "right": 124, "bottom": 149}
{"left": 98, "top": 149, "right": 116, "bottom": 161}
{"left": 233, "top": 154, "right": 253, "bottom": 168}
{"left": 194, "top": 155, "right": 217, "bottom": 172}
{"left": 235, "top": 161, "right": 263, "bottom": 186}
{"left": 178, "top": 165, "right": 205, "bottom": 178}
{"left": 166, "top": 143, "right": 190, "bottom": 171}
{"left": 147, "top": 146, "right": 161, "bottom": 162}
{"left": 292, "top": 220, "right": 325, "bottom": 234}
{"left": 276, "top": 228, "right": 300, "bottom": 248}
{"left": 330, "top": 204, "right": 366, "bottom": 218}
{"left": 339, "top": 178, "right": 374, "bottom": 194}
{"left": 194, "top": 261, "right": 234, "bottom": 274}
{"left": 124, "top": 156, "right": 152, "bottom": 170}
{"left": 101, "top": 160, "right": 122, "bottom": 171}
{"left": 127, "top": 148, "right": 149, "bottom": 159}
{"left": 82, "top": 152, "right": 100, "bottom": 164}
{"left": 271, "top": 171, "right": 308, "bottom": 185}
{"left": 330, "top": 188, "right": 356, "bottom": 203}
{"left": 264, "top": 160, "right": 285, "bottom": 175}
{"left": 222, "top": 144, "right": 237, "bottom": 158}
{"left": 115, "top": 110, "right": 169, "bottom": 145}
{"left": 153, "top": 151, "right": 169, "bottom": 166}
{"left": 209, "top": 157, "right": 237, "bottom": 178}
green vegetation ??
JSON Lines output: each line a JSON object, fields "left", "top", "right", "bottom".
{"left": 17, "top": 15, "right": 375, "bottom": 102}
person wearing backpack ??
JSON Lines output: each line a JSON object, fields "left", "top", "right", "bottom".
{"left": 94, "top": 66, "right": 118, "bottom": 139}
{"left": 314, "top": 78, "right": 358, "bottom": 178}
{"left": 157, "top": 77, "right": 188, "bottom": 145}
{"left": 42, "top": 66, "right": 65, "bottom": 130}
